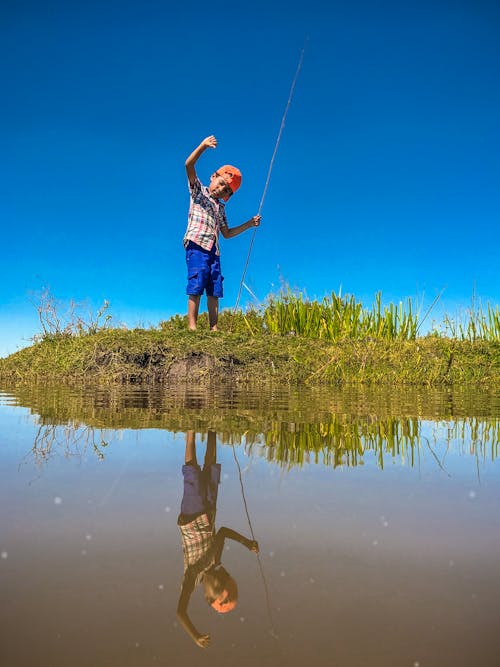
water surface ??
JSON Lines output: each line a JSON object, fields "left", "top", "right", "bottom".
{"left": 1, "top": 384, "right": 499, "bottom": 667}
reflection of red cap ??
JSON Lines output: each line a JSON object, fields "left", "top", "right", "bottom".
{"left": 210, "top": 578, "right": 238, "bottom": 613}
{"left": 217, "top": 165, "right": 242, "bottom": 201}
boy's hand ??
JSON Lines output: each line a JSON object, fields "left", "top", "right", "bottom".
{"left": 195, "top": 633, "right": 211, "bottom": 649}
{"left": 202, "top": 135, "right": 217, "bottom": 149}
{"left": 248, "top": 540, "right": 259, "bottom": 554}
{"left": 186, "top": 136, "right": 217, "bottom": 182}
{"left": 250, "top": 215, "right": 261, "bottom": 227}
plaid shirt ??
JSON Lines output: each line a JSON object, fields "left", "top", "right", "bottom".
{"left": 183, "top": 177, "right": 228, "bottom": 256}
{"left": 179, "top": 512, "right": 217, "bottom": 585}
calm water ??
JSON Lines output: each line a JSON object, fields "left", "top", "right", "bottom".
{"left": 1, "top": 384, "right": 499, "bottom": 667}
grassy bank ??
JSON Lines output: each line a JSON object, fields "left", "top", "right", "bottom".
{"left": 1, "top": 325, "right": 499, "bottom": 386}
{"left": 2, "top": 291, "right": 499, "bottom": 386}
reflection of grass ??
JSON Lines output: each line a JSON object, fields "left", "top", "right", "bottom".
{"left": 5, "top": 383, "right": 500, "bottom": 427}
{"left": 24, "top": 414, "right": 500, "bottom": 471}
{"left": 252, "top": 416, "right": 421, "bottom": 469}
{"left": 25, "top": 423, "right": 109, "bottom": 468}
{"left": 246, "top": 416, "right": 500, "bottom": 469}
{"left": 451, "top": 418, "right": 500, "bottom": 462}
{"left": 7, "top": 384, "right": 499, "bottom": 470}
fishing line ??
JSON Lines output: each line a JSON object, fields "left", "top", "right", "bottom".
{"left": 233, "top": 41, "right": 308, "bottom": 314}
{"left": 231, "top": 442, "right": 278, "bottom": 639}
{"left": 416, "top": 287, "right": 446, "bottom": 335}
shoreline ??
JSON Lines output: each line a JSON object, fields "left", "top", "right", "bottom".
{"left": 1, "top": 328, "right": 499, "bottom": 387}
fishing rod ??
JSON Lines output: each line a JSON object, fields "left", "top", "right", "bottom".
{"left": 233, "top": 41, "right": 308, "bottom": 313}
{"left": 231, "top": 442, "right": 278, "bottom": 639}
{"left": 229, "top": 43, "right": 308, "bottom": 633}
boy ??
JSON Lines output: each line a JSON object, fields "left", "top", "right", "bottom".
{"left": 183, "top": 135, "right": 261, "bottom": 331}
{"left": 176, "top": 430, "right": 259, "bottom": 649}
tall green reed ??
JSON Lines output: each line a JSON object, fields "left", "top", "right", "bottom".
{"left": 262, "top": 289, "right": 420, "bottom": 341}
{"left": 440, "top": 302, "right": 500, "bottom": 342}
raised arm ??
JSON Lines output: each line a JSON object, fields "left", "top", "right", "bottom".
{"left": 177, "top": 571, "right": 211, "bottom": 649}
{"left": 185, "top": 135, "right": 217, "bottom": 186}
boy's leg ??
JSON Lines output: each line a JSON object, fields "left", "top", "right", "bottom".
{"left": 207, "top": 296, "right": 219, "bottom": 331}
{"left": 206, "top": 250, "right": 223, "bottom": 331}
{"left": 179, "top": 431, "right": 204, "bottom": 523}
{"left": 202, "top": 430, "right": 221, "bottom": 512}
{"left": 187, "top": 295, "right": 201, "bottom": 330}
{"left": 186, "top": 242, "right": 210, "bottom": 330}
{"left": 204, "top": 430, "right": 217, "bottom": 466}
{"left": 185, "top": 430, "right": 197, "bottom": 465}
{"left": 178, "top": 431, "right": 220, "bottom": 525}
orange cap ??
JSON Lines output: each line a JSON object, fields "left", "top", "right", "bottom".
{"left": 211, "top": 594, "right": 237, "bottom": 614}
{"left": 210, "top": 578, "right": 238, "bottom": 614}
{"left": 217, "top": 165, "right": 242, "bottom": 201}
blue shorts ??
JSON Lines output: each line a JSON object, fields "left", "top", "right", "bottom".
{"left": 185, "top": 241, "right": 224, "bottom": 298}
{"left": 180, "top": 463, "right": 221, "bottom": 516}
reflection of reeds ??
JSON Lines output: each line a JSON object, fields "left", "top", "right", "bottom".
{"left": 245, "top": 416, "right": 500, "bottom": 469}
{"left": 23, "top": 413, "right": 500, "bottom": 472}
{"left": 6, "top": 384, "right": 499, "bottom": 470}
{"left": 246, "top": 416, "right": 421, "bottom": 469}
{"left": 447, "top": 418, "right": 500, "bottom": 461}
{"left": 27, "top": 422, "right": 109, "bottom": 467}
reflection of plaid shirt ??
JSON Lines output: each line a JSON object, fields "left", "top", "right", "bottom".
{"left": 179, "top": 513, "right": 217, "bottom": 584}
{"left": 183, "top": 177, "right": 228, "bottom": 256}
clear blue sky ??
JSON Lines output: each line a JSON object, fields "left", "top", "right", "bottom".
{"left": 1, "top": 0, "right": 499, "bottom": 356}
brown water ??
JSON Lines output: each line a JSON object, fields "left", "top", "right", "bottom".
{"left": 1, "top": 384, "right": 499, "bottom": 667}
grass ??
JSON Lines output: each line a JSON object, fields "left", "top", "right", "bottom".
{"left": 0, "top": 326, "right": 499, "bottom": 386}
{"left": 1, "top": 289, "right": 499, "bottom": 386}
{"left": 262, "top": 290, "right": 420, "bottom": 341}
{"left": 440, "top": 302, "right": 500, "bottom": 341}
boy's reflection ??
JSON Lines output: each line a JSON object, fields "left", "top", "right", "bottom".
{"left": 177, "top": 430, "right": 259, "bottom": 649}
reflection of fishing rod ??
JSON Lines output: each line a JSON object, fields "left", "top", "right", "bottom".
{"left": 231, "top": 443, "right": 278, "bottom": 639}
{"left": 234, "top": 41, "right": 308, "bottom": 313}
